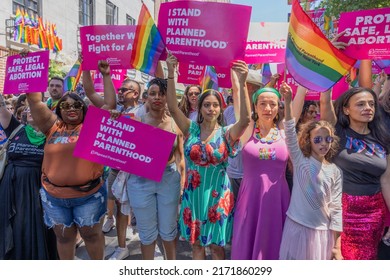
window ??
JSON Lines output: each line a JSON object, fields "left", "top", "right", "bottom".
{"left": 126, "top": 14, "right": 135, "bottom": 25}
{"left": 79, "top": 0, "right": 94, "bottom": 26}
{"left": 13, "top": 0, "right": 41, "bottom": 17}
{"left": 106, "top": 1, "right": 118, "bottom": 25}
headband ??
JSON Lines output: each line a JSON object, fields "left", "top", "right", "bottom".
{"left": 202, "top": 89, "right": 227, "bottom": 108}
{"left": 252, "top": 87, "right": 281, "bottom": 104}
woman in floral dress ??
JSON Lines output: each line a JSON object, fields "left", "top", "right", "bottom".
{"left": 166, "top": 54, "right": 251, "bottom": 259}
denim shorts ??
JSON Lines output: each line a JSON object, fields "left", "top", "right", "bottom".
{"left": 127, "top": 163, "right": 181, "bottom": 245}
{"left": 39, "top": 186, "right": 107, "bottom": 228}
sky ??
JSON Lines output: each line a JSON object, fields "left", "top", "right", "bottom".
{"left": 231, "top": 0, "right": 292, "bottom": 22}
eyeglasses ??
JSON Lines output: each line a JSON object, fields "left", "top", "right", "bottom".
{"left": 59, "top": 101, "right": 84, "bottom": 111}
{"left": 117, "top": 87, "right": 135, "bottom": 93}
{"left": 313, "top": 136, "right": 334, "bottom": 144}
{"left": 188, "top": 91, "right": 201, "bottom": 97}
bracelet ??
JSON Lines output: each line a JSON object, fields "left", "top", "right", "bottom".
{"left": 168, "top": 76, "right": 174, "bottom": 79}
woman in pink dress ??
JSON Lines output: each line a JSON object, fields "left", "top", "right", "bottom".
{"left": 231, "top": 87, "right": 290, "bottom": 260}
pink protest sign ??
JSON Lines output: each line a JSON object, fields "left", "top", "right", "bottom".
{"left": 3, "top": 50, "right": 49, "bottom": 94}
{"left": 80, "top": 25, "right": 136, "bottom": 70}
{"left": 245, "top": 22, "right": 288, "bottom": 64}
{"left": 93, "top": 69, "right": 125, "bottom": 92}
{"left": 74, "top": 106, "right": 176, "bottom": 182}
{"left": 158, "top": 1, "right": 251, "bottom": 67}
{"left": 338, "top": 7, "right": 390, "bottom": 60}
{"left": 178, "top": 63, "right": 231, "bottom": 88}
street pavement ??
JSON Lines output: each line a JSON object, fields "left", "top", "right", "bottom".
{"left": 75, "top": 216, "right": 231, "bottom": 260}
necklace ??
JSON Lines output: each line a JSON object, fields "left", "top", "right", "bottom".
{"left": 254, "top": 123, "right": 279, "bottom": 144}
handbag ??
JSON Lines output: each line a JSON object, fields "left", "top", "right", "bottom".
{"left": 0, "top": 124, "right": 24, "bottom": 179}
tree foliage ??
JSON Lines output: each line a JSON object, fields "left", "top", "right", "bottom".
{"left": 319, "top": 0, "right": 390, "bottom": 18}
{"left": 48, "top": 59, "right": 66, "bottom": 79}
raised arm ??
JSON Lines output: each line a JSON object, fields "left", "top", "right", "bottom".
{"left": 98, "top": 60, "right": 116, "bottom": 111}
{"left": 230, "top": 65, "right": 240, "bottom": 121}
{"left": 320, "top": 90, "right": 337, "bottom": 125}
{"left": 82, "top": 69, "right": 105, "bottom": 108}
{"left": 0, "top": 95, "right": 13, "bottom": 129}
{"left": 358, "top": 60, "right": 373, "bottom": 88}
{"left": 166, "top": 54, "right": 191, "bottom": 136}
{"left": 228, "top": 60, "right": 251, "bottom": 142}
{"left": 291, "top": 85, "right": 308, "bottom": 122}
{"left": 26, "top": 92, "right": 57, "bottom": 134}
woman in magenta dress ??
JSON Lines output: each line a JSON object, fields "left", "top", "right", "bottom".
{"left": 231, "top": 87, "right": 290, "bottom": 260}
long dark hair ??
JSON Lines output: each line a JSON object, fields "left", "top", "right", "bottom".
{"left": 334, "top": 87, "right": 390, "bottom": 153}
{"left": 55, "top": 92, "right": 88, "bottom": 122}
{"left": 197, "top": 89, "right": 224, "bottom": 126}
{"left": 179, "top": 85, "right": 201, "bottom": 118}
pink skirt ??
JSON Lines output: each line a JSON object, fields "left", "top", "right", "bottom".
{"left": 341, "top": 192, "right": 386, "bottom": 260}
{"left": 279, "top": 217, "right": 334, "bottom": 260}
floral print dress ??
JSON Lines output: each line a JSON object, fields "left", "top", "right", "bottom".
{"left": 178, "top": 121, "right": 239, "bottom": 246}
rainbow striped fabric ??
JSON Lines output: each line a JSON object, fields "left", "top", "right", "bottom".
{"left": 261, "top": 63, "right": 272, "bottom": 85}
{"left": 64, "top": 59, "right": 82, "bottom": 92}
{"left": 130, "top": 3, "right": 165, "bottom": 75}
{"left": 286, "top": 0, "right": 356, "bottom": 92}
{"left": 200, "top": 66, "right": 219, "bottom": 92}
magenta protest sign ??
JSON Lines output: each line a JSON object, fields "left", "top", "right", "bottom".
{"left": 158, "top": 1, "right": 251, "bottom": 67}
{"left": 338, "top": 7, "right": 390, "bottom": 60}
{"left": 245, "top": 22, "right": 288, "bottom": 64}
{"left": 74, "top": 106, "right": 176, "bottom": 182}
{"left": 178, "top": 63, "right": 231, "bottom": 88}
{"left": 80, "top": 25, "right": 136, "bottom": 70}
{"left": 3, "top": 50, "right": 49, "bottom": 94}
{"left": 93, "top": 69, "right": 125, "bottom": 93}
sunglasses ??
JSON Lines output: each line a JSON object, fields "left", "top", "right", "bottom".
{"left": 188, "top": 91, "right": 201, "bottom": 97}
{"left": 313, "top": 136, "right": 334, "bottom": 144}
{"left": 59, "top": 101, "right": 84, "bottom": 111}
{"left": 117, "top": 87, "right": 135, "bottom": 93}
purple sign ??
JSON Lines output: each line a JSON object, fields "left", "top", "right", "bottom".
{"left": 3, "top": 50, "right": 49, "bottom": 94}
{"left": 158, "top": 1, "right": 251, "bottom": 67}
{"left": 338, "top": 7, "right": 390, "bottom": 59}
{"left": 74, "top": 106, "right": 176, "bottom": 182}
{"left": 80, "top": 25, "right": 136, "bottom": 70}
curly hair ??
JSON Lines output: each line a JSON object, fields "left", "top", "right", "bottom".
{"left": 148, "top": 78, "right": 167, "bottom": 95}
{"left": 297, "top": 120, "right": 339, "bottom": 162}
{"left": 179, "top": 85, "right": 201, "bottom": 118}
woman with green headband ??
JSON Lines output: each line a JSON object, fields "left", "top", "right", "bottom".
{"left": 0, "top": 94, "right": 57, "bottom": 260}
{"left": 231, "top": 85, "right": 290, "bottom": 260}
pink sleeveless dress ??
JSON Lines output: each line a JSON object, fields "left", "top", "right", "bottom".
{"left": 231, "top": 129, "right": 290, "bottom": 260}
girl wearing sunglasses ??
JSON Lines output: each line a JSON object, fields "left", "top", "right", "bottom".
{"left": 278, "top": 83, "right": 342, "bottom": 260}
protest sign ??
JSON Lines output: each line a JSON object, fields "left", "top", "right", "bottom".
{"left": 245, "top": 22, "right": 288, "bottom": 64}
{"left": 178, "top": 63, "right": 231, "bottom": 88}
{"left": 158, "top": 1, "right": 251, "bottom": 67}
{"left": 74, "top": 106, "right": 176, "bottom": 182}
{"left": 80, "top": 25, "right": 136, "bottom": 70}
{"left": 3, "top": 50, "right": 49, "bottom": 94}
{"left": 93, "top": 69, "right": 125, "bottom": 92}
{"left": 338, "top": 7, "right": 390, "bottom": 59}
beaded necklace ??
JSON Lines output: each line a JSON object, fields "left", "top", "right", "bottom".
{"left": 254, "top": 122, "right": 279, "bottom": 144}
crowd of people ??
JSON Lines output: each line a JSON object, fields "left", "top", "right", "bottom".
{"left": 1, "top": 36, "right": 390, "bottom": 261}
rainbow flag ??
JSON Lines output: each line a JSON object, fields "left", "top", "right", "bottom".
{"left": 285, "top": 0, "right": 356, "bottom": 92}
{"left": 64, "top": 59, "right": 82, "bottom": 92}
{"left": 261, "top": 63, "right": 272, "bottom": 85}
{"left": 199, "top": 66, "right": 219, "bottom": 92}
{"left": 14, "top": 7, "right": 24, "bottom": 26}
{"left": 130, "top": 3, "right": 165, "bottom": 75}
{"left": 374, "top": 60, "right": 390, "bottom": 69}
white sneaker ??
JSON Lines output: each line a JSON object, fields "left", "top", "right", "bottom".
{"left": 102, "top": 217, "right": 115, "bottom": 233}
{"left": 109, "top": 247, "right": 130, "bottom": 260}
